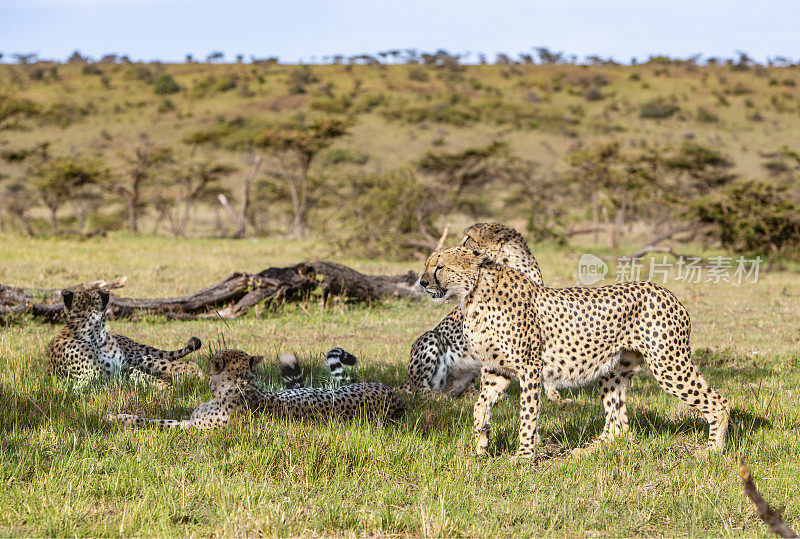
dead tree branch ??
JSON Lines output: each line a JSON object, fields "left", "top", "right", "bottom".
{"left": 739, "top": 459, "right": 798, "bottom": 538}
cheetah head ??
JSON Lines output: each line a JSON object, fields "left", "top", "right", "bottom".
{"left": 208, "top": 349, "right": 264, "bottom": 392}
{"left": 62, "top": 289, "right": 110, "bottom": 329}
{"left": 419, "top": 246, "right": 488, "bottom": 302}
{"left": 460, "top": 222, "right": 530, "bottom": 264}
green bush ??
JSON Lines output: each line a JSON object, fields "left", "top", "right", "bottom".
{"left": 214, "top": 74, "right": 238, "bottom": 92}
{"left": 692, "top": 180, "right": 800, "bottom": 256}
{"left": 321, "top": 148, "right": 369, "bottom": 165}
{"left": 331, "top": 172, "right": 439, "bottom": 259}
{"left": 309, "top": 95, "right": 353, "bottom": 114}
{"left": 153, "top": 74, "right": 180, "bottom": 95}
{"left": 407, "top": 67, "right": 430, "bottom": 82}
{"left": 287, "top": 66, "right": 319, "bottom": 95}
{"left": 639, "top": 97, "right": 680, "bottom": 119}
{"left": 695, "top": 106, "right": 719, "bottom": 123}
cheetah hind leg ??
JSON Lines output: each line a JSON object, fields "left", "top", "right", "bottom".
{"left": 571, "top": 352, "right": 644, "bottom": 456}
{"left": 647, "top": 348, "right": 731, "bottom": 452}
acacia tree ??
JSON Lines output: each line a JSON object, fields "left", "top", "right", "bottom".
{"left": 171, "top": 161, "right": 234, "bottom": 236}
{"left": 564, "top": 141, "right": 625, "bottom": 247}
{"left": 0, "top": 182, "right": 35, "bottom": 235}
{"left": 106, "top": 145, "right": 174, "bottom": 232}
{"left": 416, "top": 141, "right": 510, "bottom": 220}
{"left": 257, "top": 117, "right": 351, "bottom": 239}
{"left": 33, "top": 157, "right": 104, "bottom": 232}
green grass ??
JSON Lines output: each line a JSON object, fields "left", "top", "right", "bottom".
{"left": 1, "top": 234, "right": 799, "bottom": 536}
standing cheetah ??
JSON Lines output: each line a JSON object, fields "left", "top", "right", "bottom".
{"left": 106, "top": 349, "right": 406, "bottom": 429}
{"left": 47, "top": 289, "right": 203, "bottom": 389}
{"left": 402, "top": 223, "right": 569, "bottom": 404}
{"left": 419, "top": 246, "right": 731, "bottom": 458}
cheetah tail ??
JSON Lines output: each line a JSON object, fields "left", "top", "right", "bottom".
{"left": 325, "top": 348, "right": 358, "bottom": 386}
{"left": 105, "top": 413, "right": 190, "bottom": 429}
{"left": 138, "top": 336, "right": 203, "bottom": 360}
{"left": 280, "top": 353, "right": 304, "bottom": 389}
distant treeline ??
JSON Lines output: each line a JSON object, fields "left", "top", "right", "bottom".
{"left": 2, "top": 49, "right": 799, "bottom": 68}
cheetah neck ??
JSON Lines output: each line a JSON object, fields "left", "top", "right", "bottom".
{"left": 68, "top": 318, "right": 109, "bottom": 346}
{"left": 214, "top": 377, "right": 268, "bottom": 408}
{"left": 460, "top": 266, "right": 499, "bottom": 318}
{"left": 491, "top": 243, "right": 543, "bottom": 286}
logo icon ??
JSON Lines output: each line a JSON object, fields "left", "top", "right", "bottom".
{"left": 578, "top": 254, "right": 608, "bottom": 285}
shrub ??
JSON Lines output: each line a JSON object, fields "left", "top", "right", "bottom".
{"left": 123, "top": 64, "right": 153, "bottom": 82}
{"left": 331, "top": 172, "right": 439, "bottom": 259}
{"left": 695, "top": 106, "right": 719, "bottom": 123}
{"left": 287, "top": 66, "right": 319, "bottom": 95}
{"left": 584, "top": 87, "right": 605, "bottom": 101}
{"left": 321, "top": 148, "right": 369, "bottom": 165}
{"left": 693, "top": 180, "right": 800, "bottom": 257}
{"left": 309, "top": 96, "right": 352, "bottom": 114}
{"left": 639, "top": 97, "right": 680, "bottom": 119}
{"left": 214, "top": 74, "right": 238, "bottom": 92}
{"left": 153, "top": 74, "right": 180, "bottom": 95}
{"left": 408, "top": 67, "right": 430, "bottom": 82}
{"left": 81, "top": 64, "right": 103, "bottom": 76}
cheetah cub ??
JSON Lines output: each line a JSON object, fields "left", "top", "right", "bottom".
{"left": 106, "top": 349, "right": 406, "bottom": 429}
{"left": 47, "top": 289, "right": 203, "bottom": 389}
{"left": 420, "top": 246, "right": 730, "bottom": 458}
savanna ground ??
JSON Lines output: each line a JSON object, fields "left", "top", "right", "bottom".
{"left": 1, "top": 234, "right": 798, "bottom": 536}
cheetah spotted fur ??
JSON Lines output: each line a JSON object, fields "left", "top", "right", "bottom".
{"left": 420, "top": 246, "right": 731, "bottom": 458}
{"left": 106, "top": 349, "right": 406, "bottom": 429}
{"left": 402, "top": 223, "right": 568, "bottom": 404}
{"left": 46, "top": 289, "right": 203, "bottom": 389}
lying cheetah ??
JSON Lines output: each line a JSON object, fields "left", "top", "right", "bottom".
{"left": 281, "top": 348, "right": 358, "bottom": 389}
{"left": 402, "top": 223, "right": 569, "bottom": 404}
{"left": 419, "top": 246, "right": 731, "bottom": 458}
{"left": 47, "top": 289, "right": 203, "bottom": 389}
{"left": 107, "top": 349, "right": 406, "bottom": 429}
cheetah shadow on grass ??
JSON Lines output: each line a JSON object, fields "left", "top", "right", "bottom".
{"left": 467, "top": 379, "right": 770, "bottom": 457}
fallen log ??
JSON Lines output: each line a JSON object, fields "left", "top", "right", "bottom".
{"left": 0, "top": 261, "right": 423, "bottom": 322}
{"left": 306, "top": 261, "right": 421, "bottom": 302}
{"left": 0, "top": 276, "right": 127, "bottom": 306}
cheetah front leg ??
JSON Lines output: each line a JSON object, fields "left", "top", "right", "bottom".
{"left": 515, "top": 368, "right": 543, "bottom": 459}
{"left": 473, "top": 367, "right": 512, "bottom": 456}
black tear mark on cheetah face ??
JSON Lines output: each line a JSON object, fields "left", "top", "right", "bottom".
{"left": 419, "top": 246, "right": 490, "bottom": 302}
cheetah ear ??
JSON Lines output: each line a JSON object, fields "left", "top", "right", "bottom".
{"left": 98, "top": 289, "right": 110, "bottom": 309}
{"left": 210, "top": 356, "right": 226, "bottom": 374}
{"left": 249, "top": 355, "right": 264, "bottom": 369}
{"left": 495, "top": 227, "right": 515, "bottom": 244}
{"left": 61, "top": 289, "right": 74, "bottom": 309}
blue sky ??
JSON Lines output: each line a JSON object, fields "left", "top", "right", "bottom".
{"left": 1, "top": 0, "right": 798, "bottom": 64}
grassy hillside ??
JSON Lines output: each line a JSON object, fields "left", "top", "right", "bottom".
{"left": 2, "top": 60, "right": 800, "bottom": 240}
